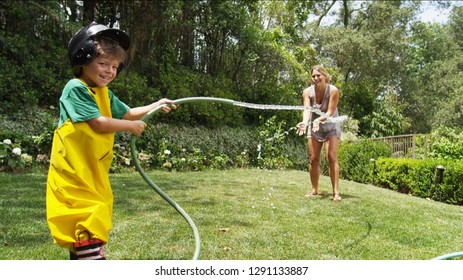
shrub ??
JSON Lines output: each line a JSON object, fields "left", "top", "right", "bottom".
{"left": 406, "top": 159, "right": 440, "bottom": 198}
{"left": 432, "top": 161, "right": 463, "bottom": 205}
{"left": 0, "top": 139, "right": 33, "bottom": 172}
{"left": 338, "top": 139, "right": 391, "bottom": 183}
{"left": 374, "top": 158, "right": 416, "bottom": 193}
{"left": 374, "top": 158, "right": 463, "bottom": 206}
{"left": 256, "top": 115, "right": 293, "bottom": 170}
{"left": 428, "top": 127, "right": 463, "bottom": 159}
{"left": 123, "top": 117, "right": 308, "bottom": 172}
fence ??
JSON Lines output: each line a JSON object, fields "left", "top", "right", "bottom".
{"left": 370, "top": 134, "right": 432, "bottom": 159}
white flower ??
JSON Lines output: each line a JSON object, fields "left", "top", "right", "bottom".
{"left": 12, "top": 147, "right": 21, "bottom": 156}
{"left": 181, "top": 158, "right": 186, "bottom": 162}
{"left": 21, "top": 153, "right": 33, "bottom": 163}
{"left": 124, "top": 158, "right": 131, "bottom": 165}
{"left": 164, "top": 149, "right": 171, "bottom": 155}
{"left": 3, "top": 139, "right": 12, "bottom": 145}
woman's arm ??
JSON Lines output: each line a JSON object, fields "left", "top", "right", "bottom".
{"left": 297, "top": 88, "right": 312, "bottom": 136}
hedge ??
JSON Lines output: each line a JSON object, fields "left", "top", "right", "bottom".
{"left": 374, "top": 158, "right": 463, "bottom": 205}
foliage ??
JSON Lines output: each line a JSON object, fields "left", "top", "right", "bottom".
{"left": 256, "top": 116, "right": 292, "bottom": 170}
{"left": 0, "top": 105, "right": 307, "bottom": 173}
{"left": 2, "top": 0, "right": 463, "bottom": 137}
{"left": 340, "top": 117, "right": 360, "bottom": 143}
{"left": 312, "top": 1, "right": 415, "bottom": 135}
{"left": 0, "top": 139, "right": 33, "bottom": 172}
{"left": 436, "top": 161, "right": 463, "bottom": 205}
{"left": 132, "top": 117, "right": 308, "bottom": 171}
{"left": 0, "top": 0, "right": 71, "bottom": 114}
{"left": 428, "top": 127, "right": 463, "bottom": 159}
{"left": 110, "top": 72, "right": 163, "bottom": 108}
{"left": 374, "top": 157, "right": 463, "bottom": 206}
{"left": 111, "top": 119, "right": 307, "bottom": 172}
{"left": 361, "top": 89, "right": 411, "bottom": 137}
{"left": 0, "top": 106, "right": 57, "bottom": 168}
{"left": 374, "top": 158, "right": 415, "bottom": 194}
{"left": 157, "top": 68, "right": 245, "bottom": 126}
{"left": 338, "top": 139, "right": 391, "bottom": 183}
{"left": 402, "top": 15, "right": 462, "bottom": 133}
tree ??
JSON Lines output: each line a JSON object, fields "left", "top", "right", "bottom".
{"left": 362, "top": 88, "right": 411, "bottom": 137}
{"left": 308, "top": 1, "right": 419, "bottom": 136}
{"left": 430, "top": 6, "right": 463, "bottom": 130}
{"left": 0, "top": 0, "right": 71, "bottom": 113}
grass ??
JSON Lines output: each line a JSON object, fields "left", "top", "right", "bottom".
{"left": 1, "top": 168, "right": 463, "bottom": 260}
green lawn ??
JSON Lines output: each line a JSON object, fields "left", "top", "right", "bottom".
{"left": 1, "top": 168, "right": 463, "bottom": 260}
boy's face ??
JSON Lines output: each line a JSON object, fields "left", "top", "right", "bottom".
{"left": 80, "top": 55, "right": 120, "bottom": 87}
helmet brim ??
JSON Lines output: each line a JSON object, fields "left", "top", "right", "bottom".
{"left": 93, "top": 28, "right": 130, "bottom": 50}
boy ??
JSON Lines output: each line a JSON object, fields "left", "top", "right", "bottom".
{"left": 46, "top": 22, "right": 176, "bottom": 260}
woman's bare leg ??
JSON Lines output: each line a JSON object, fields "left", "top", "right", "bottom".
{"left": 326, "top": 136, "right": 340, "bottom": 200}
{"left": 307, "top": 138, "right": 324, "bottom": 195}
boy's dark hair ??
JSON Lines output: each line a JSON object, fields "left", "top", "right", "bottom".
{"left": 68, "top": 22, "right": 130, "bottom": 77}
{"left": 93, "top": 35, "right": 127, "bottom": 65}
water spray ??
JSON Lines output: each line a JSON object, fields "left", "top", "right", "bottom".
{"left": 130, "top": 97, "right": 348, "bottom": 260}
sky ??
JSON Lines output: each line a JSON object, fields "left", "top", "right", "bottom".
{"left": 418, "top": 1, "right": 453, "bottom": 23}
{"left": 320, "top": 1, "right": 461, "bottom": 25}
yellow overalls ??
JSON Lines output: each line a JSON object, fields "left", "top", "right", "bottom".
{"left": 46, "top": 81, "right": 115, "bottom": 251}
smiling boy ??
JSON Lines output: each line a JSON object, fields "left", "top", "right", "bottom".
{"left": 46, "top": 22, "right": 176, "bottom": 260}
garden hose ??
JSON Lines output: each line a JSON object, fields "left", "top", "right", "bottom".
{"left": 432, "top": 252, "right": 463, "bottom": 260}
{"left": 130, "top": 97, "right": 346, "bottom": 260}
{"left": 130, "top": 97, "right": 234, "bottom": 260}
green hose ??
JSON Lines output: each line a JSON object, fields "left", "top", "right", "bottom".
{"left": 130, "top": 97, "right": 235, "bottom": 260}
{"left": 432, "top": 252, "right": 463, "bottom": 260}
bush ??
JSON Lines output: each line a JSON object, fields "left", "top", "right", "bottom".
{"left": 374, "top": 158, "right": 416, "bottom": 193}
{"left": 439, "top": 161, "right": 463, "bottom": 205}
{"left": 374, "top": 158, "right": 463, "bottom": 205}
{"left": 428, "top": 127, "right": 463, "bottom": 159}
{"left": 257, "top": 115, "right": 297, "bottom": 170}
{"left": 0, "top": 139, "right": 33, "bottom": 172}
{"left": 338, "top": 139, "right": 391, "bottom": 183}
{"left": 0, "top": 106, "right": 57, "bottom": 169}
{"left": 122, "top": 117, "right": 308, "bottom": 172}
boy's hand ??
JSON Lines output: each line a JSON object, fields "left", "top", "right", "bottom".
{"left": 158, "top": 98, "right": 177, "bottom": 113}
{"left": 130, "top": 120, "right": 147, "bottom": 137}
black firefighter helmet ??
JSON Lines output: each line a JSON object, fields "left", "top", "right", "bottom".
{"left": 68, "top": 21, "right": 130, "bottom": 77}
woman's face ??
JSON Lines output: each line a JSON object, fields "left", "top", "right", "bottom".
{"left": 80, "top": 55, "right": 120, "bottom": 87}
{"left": 311, "top": 69, "right": 326, "bottom": 86}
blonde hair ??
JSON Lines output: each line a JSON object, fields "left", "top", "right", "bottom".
{"left": 310, "top": 65, "right": 331, "bottom": 84}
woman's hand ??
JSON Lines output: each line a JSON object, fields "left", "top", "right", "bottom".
{"left": 296, "top": 122, "right": 307, "bottom": 136}
{"left": 312, "top": 118, "right": 320, "bottom": 132}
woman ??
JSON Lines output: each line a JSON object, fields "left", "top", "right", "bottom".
{"left": 296, "top": 65, "right": 341, "bottom": 201}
